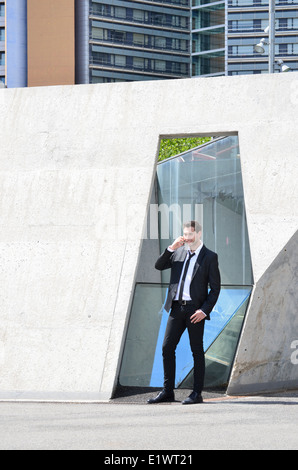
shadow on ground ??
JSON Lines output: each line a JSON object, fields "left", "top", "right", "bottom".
{"left": 111, "top": 386, "right": 227, "bottom": 404}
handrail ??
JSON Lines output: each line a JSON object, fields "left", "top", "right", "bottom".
{"left": 129, "top": 0, "right": 190, "bottom": 6}
{"left": 90, "top": 10, "right": 190, "bottom": 31}
{"left": 93, "top": 0, "right": 190, "bottom": 9}
{"left": 90, "top": 35, "right": 190, "bottom": 54}
{"left": 134, "top": 282, "right": 254, "bottom": 287}
{"left": 90, "top": 59, "right": 189, "bottom": 77}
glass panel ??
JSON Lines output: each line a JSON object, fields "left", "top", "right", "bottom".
{"left": 156, "top": 136, "right": 253, "bottom": 287}
{"left": 180, "top": 293, "right": 251, "bottom": 389}
{"left": 119, "top": 284, "right": 169, "bottom": 387}
{"left": 0, "top": 52, "right": 5, "bottom": 66}
{"left": 119, "top": 136, "right": 253, "bottom": 390}
{"left": 119, "top": 284, "right": 252, "bottom": 387}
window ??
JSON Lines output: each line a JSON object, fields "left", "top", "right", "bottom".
{"left": 133, "top": 9, "right": 144, "bottom": 22}
{"left": 286, "top": 18, "right": 298, "bottom": 30}
{"left": 154, "top": 36, "right": 166, "bottom": 49}
{"left": 92, "top": 3, "right": 110, "bottom": 16}
{"left": 114, "top": 55, "right": 126, "bottom": 67}
{"left": 154, "top": 60, "right": 166, "bottom": 71}
{"left": 173, "top": 39, "right": 188, "bottom": 51}
{"left": 114, "top": 6, "right": 126, "bottom": 19}
{"left": 110, "top": 31, "right": 125, "bottom": 43}
{"left": 93, "top": 52, "right": 110, "bottom": 65}
{"left": 0, "top": 27, "right": 4, "bottom": 41}
{"left": 133, "top": 57, "right": 144, "bottom": 69}
{"left": 228, "top": 19, "right": 264, "bottom": 32}
{"left": 278, "top": 19, "right": 288, "bottom": 30}
{"left": 152, "top": 13, "right": 166, "bottom": 25}
{"left": 92, "top": 27, "right": 106, "bottom": 40}
{"left": 228, "top": 45, "right": 254, "bottom": 56}
{"left": 279, "top": 44, "right": 288, "bottom": 55}
{"left": 170, "top": 61, "right": 187, "bottom": 74}
{"left": 180, "top": 16, "right": 187, "bottom": 28}
{"left": 182, "top": 39, "right": 188, "bottom": 51}
{"left": 92, "top": 28, "right": 126, "bottom": 44}
{"left": 287, "top": 43, "right": 298, "bottom": 55}
{"left": 0, "top": 52, "right": 5, "bottom": 66}
{"left": 133, "top": 33, "right": 144, "bottom": 46}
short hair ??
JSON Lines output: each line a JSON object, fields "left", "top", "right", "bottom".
{"left": 183, "top": 220, "right": 202, "bottom": 233}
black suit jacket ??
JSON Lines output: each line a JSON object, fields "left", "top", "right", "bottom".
{"left": 155, "top": 245, "right": 221, "bottom": 320}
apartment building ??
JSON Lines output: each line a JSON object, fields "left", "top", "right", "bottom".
{"left": 77, "top": 0, "right": 191, "bottom": 84}
{"left": 191, "top": 0, "right": 298, "bottom": 77}
{"left": 1, "top": 0, "right": 297, "bottom": 88}
{"left": 227, "top": 0, "right": 298, "bottom": 75}
{"left": 1, "top": 0, "right": 75, "bottom": 87}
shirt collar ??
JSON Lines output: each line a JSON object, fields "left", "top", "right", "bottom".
{"left": 189, "top": 242, "right": 203, "bottom": 257}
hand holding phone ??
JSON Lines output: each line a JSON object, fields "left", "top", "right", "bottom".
{"left": 169, "top": 236, "right": 185, "bottom": 251}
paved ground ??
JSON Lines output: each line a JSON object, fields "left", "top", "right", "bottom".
{"left": 0, "top": 389, "right": 297, "bottom": 450}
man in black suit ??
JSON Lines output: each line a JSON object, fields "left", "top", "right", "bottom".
{"left": 148, "top": 221, "right": 221, "bottom": 405}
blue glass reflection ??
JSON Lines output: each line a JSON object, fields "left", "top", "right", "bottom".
{"left": 150, "top": 286, "right": 252, "bottom": 387}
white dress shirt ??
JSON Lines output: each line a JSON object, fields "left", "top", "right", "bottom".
{"left": 167, "top": 243, "right": 203, "bottom": 301}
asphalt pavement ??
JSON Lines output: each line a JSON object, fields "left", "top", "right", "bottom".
{"left": 0, "top": 388, "right": 297, "bottom": 450}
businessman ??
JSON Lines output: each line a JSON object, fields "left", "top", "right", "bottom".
{"left": 148, "top": 221, "right": 221, "bottom": 405}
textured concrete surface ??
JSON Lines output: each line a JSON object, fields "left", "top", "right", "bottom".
{"left": 0, "top": 74, "right": 297, "bottom": 400}
{"left": 0, "top": 83, "right": 160, "bottom": 400}
{"left": 228, "top": 230, "right": 298, "bottom": 394}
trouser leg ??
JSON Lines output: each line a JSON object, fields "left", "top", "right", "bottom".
{"left": 162, "top": 305, "right": 186, "bottom": 392}
{"left": 186, "top": 314, "right": 205, "bottom": 393}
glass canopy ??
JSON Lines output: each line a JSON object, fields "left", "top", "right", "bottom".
{"left": 119, "top": 136, "right": 253, "bottom": 390}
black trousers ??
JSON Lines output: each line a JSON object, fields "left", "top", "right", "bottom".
{"left": 162, "top": 302, "right": 205, "bottom": 393}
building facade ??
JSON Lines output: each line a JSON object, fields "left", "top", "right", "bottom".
{"left": 1, "top": 0, "right": 75, "bottom": 87}
{"left": 191, "top": 0, "right": 225, "bottom": 77}
{"left": 77, "top": 0, "right": 191, "bottom": 84}
{"left": 27, "top": 0, "right": 75, "bottom": 87}
{"left": 1, "top": 0, "right": 297, "bottom": 86}
{"left": 1, "top": 0, "right": 191, "bottom": 87}
{"left": 0, "top": 1, "right": 5, "bottom": 85}
{"left": 191, "top": 0, "right": 298, "bottom": 77}
{"left": 227, "top": 0, "right": 298, "bottom": 75}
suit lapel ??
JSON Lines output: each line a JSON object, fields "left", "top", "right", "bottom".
{"left": 178, "top": 248, "right": 188, "bottom": 275}
{"left": 191, "top": 245, "right": 207, "bottom": 282}
{"left": 176, "top": 246, "right": 188, "bottom": 261}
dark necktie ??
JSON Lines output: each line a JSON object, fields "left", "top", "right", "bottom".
{"left": 178, "top": 252, "right": 195, "bottom": 302}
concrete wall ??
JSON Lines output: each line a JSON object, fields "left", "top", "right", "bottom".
{"left": 228, "top": 229, "right": 298, "bottom": 395}
{"left": 0, "top": 83, "right": 160, "bottom": 400}
{"left": 0, "top": 73, "right": 297, "bottom": 399}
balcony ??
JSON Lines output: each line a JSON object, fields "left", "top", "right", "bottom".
{"left": 89, "top": 57, "right": 189, "bottom": 78}
{"left": 90, "top": 8, "right": 190, "bottom": 32}
{"left": 90, "top": 33, "right": 190, "bottom": 55}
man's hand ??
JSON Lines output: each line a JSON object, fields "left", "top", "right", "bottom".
{"left": 169, "top": 236, "right": 185, "bottom": 251}
{"left": 190, "top": 310, "right": 206, "bottom": 323}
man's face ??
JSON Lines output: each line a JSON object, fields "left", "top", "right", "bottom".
{"left": 183, "top": 227, "right": 201, "bottom": 248}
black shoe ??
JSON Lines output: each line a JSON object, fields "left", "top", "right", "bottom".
{"left": 181, "top": 391, "right": 203, "bottom": 405}
{"left": 147, "top": 390, "right": 175, "bottom": 404}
